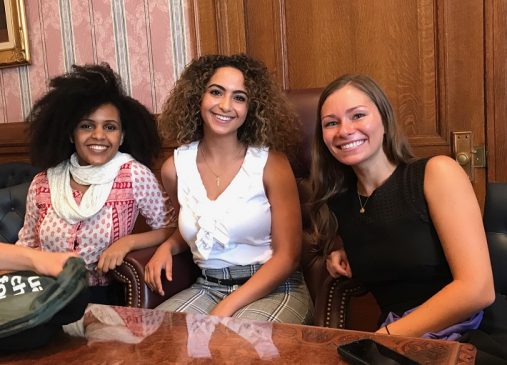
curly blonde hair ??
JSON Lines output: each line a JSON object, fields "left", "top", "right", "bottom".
{"left": 158, "top": 54, "right": 300, "bottom": 155}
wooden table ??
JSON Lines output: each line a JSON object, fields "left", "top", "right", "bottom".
{"left": 0, "top": 304, "right": 476, "bottom": 364}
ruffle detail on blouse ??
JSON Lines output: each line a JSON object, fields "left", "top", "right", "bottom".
{"left": 180, "top": 191, "right": 230, "bottom": 259}
{"left": 176, "top": 141, "right": 268, "bottom": 260}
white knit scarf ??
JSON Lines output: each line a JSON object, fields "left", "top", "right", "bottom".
{"left": 47, "top": 152, "right": 134, "bottom": 224}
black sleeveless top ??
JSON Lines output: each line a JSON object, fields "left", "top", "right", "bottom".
{"left": 329, "top": 158, "right": 452, "bottom": 319}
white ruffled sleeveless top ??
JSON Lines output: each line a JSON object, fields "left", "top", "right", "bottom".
{"left": 174, "top": 141, "right": 272, "bottom": 269}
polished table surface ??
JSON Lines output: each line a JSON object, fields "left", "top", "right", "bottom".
{"left": 0, "top": 304, "right": 476, "bottom": 364}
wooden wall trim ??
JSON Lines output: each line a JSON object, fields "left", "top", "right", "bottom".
{"left": 0, "top": 123, "right": 30, "bottom": 164}
{"left": 438, "top": 0, "right": 486, "bottom": 199}
{"left": 244, "top": 0, "right": 288, "bottom": 88}
{"left": 485, "top": 0, "right": 507, "bottom": 182}
{"left": 0, "top": 122, "right": 28, "bottom": 146}
{"left": 216, "top": 0, "right": 246, "bottom": 54}
{"left": 190, "top": 0, "right": 219, "bottom": 55}
{"left": 485, "top": 0, "right": 496, "bottom": 181}
{"left": 189, "top": 0, "right": 246, "bottom": 56}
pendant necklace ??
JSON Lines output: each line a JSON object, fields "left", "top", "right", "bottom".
{"left": 357, "top": 192, "right": 371, "bottom": 214}
{"left": 200, "top": 145, "right": 221, "bottom": 187}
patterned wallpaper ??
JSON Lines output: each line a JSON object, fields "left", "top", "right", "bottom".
{"left": 0, "top": 0, "right": 193, "bottom": 124}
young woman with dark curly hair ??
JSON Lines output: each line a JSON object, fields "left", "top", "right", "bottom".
{"left": 145, "top": 54, "right": 313, "bottom": 323}
{"left": 13, "top": 63, "right": 176, "bottom": 305}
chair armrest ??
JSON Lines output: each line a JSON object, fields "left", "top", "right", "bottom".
{"left": 313, "top": 275, "right": 367, "bottom": 327}
{"left": 301, "top": 231, "right": 381, "bottom": 330}
{"left": 112, "top": 246, "right": 199, "bottom": 309}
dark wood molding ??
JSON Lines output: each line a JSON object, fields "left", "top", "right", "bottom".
{"left": 189, "top": 0, "right": 219, "bottom": 56}
{"left": 485, "top": 0, "right": 507, "bottom": 182}
{"left": 0, "top": 122, "right": 29, "bottom": 146}
{"left": 188, "top": 0, "right": 246, "bottom": 56}
{"left": 0, "top": 122, "right": 30, "bottom": 164}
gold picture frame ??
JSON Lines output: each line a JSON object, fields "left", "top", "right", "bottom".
{"left": 0, "top": 0, "right": 30, "bottom": 68}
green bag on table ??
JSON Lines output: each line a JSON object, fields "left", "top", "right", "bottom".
{"left": 0, "top": 257, "right": 89, "bottom": 351}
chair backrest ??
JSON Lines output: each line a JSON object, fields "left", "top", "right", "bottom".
{"left": 284, "top": 89, "right": 382, "bottom": 330}
{"left": 483, "top": 182, "right": 507, "bottom": 295}
{"left": 285, "top": 88, "right": 321, "bottom": 179}
{"left": 0, "top": 162, "right": 40, "bottom": 243}
{"left": 0, "top": 162, "right": 40, "bottom": 189}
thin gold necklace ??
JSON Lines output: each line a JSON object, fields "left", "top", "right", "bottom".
{"left": 357, "top": 192, "right": 371, "bottom": 214}
{"left": 200, "top": 144, "right": 221, "bottom": 187}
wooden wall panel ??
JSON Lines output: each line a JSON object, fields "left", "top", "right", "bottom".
{"left": 244, "top": 0, "right": 287, "bottom": 87}
{"left": 439, "top": 0, "right": 486, "bottom": 197}
{"left": 0, "top": 123, "right": 30, "bottom": 164}
{"left": 486, "top": 0, "right": 507, "bottom": 182}
{"left": 259, "top": 0, "right": 442, "bottom": 149}
{"left": 215, "top": 0, "right": 247, "bottom": 54}
{"left": 189, "top": 0, "right": 219, "bottom": 55}
{"left": 239, "top": 0, "right": 480, "bottom": 159}
{"left": 190, "top": 0, "right": 246, "bottom": 56}
{"left": 189, "top": 0, "right": 489, "bottom": 201}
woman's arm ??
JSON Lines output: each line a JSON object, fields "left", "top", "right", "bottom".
{"left": 377, "top": 155, "right": 495, "bottom": 337}
{"left": 0, "top": 243, "right": 77, "bottom": 276}
{"left": 144, "top": 156, "right": 188, "bottom": 295}
{"left": 210, "top": 151, "right": 302, "bottom": 317}
{"left": 326, "top": 245, "right": 352, "bottom": 278}
{"left": 97, "top": 227, "right": 175, "bottom": 273}
{"left": 98, "top": 162, "right": 178, "bottom": 273}
{"left": 16, "top": 177, "right": 41, "bottom": 248}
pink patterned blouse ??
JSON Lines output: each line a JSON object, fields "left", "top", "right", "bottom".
{"left": 16, "top": 160, "right": 176, "bottom": 286}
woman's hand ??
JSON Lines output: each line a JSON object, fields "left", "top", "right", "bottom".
{"left": 97, "top": 236, "right": 133, "bottom": 273}
{"left": 144, "top": 241, "right": 173, "bottom": 296}
{"left": 209, "top": 299, "right": 236, "bottom": 317}
{"left": 326, "top": 248, "right": 352, "bottom": 278}
{"left": 32, "top": 250, "right": 79, "bottom": 277}
{"left": 0, "top": 243, "right": 78, "bottom": 277}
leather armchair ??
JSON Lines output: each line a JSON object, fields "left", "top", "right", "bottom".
{"left": 113, "top": 246, "right": 199, "bottom": 308}
{"left": 0, "top": 162, "right": 40, "bottom": 243}
{"left": 481, "top": 182, "right": 507, "bottom": 334}
{"left": 112, "top": 89, "right": 380, "bottom": 330}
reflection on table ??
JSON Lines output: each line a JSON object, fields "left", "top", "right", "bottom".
{"left": 1, "top": 304, "right": 476, "bottom": 364}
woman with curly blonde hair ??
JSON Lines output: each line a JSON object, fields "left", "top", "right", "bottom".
{"left": 146, "top": 54, "right": 313, "bottom": 324}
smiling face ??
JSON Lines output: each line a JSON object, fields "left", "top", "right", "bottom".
{"left": 72, "top": 103, "right": 123, "bottom": 166}
{"left": 320, "top": 84, "right": 386, "bottom": 168}
{"left": 200, "top": 66, "right": 249, "bottom": 138}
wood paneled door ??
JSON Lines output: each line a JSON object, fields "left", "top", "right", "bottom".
{"left": 188, "top": 0, "right": 487, "bottom": 203}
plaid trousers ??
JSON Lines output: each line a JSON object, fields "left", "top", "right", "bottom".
{"left": 156, "top": 264, "right": 314, "bottom": 324}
